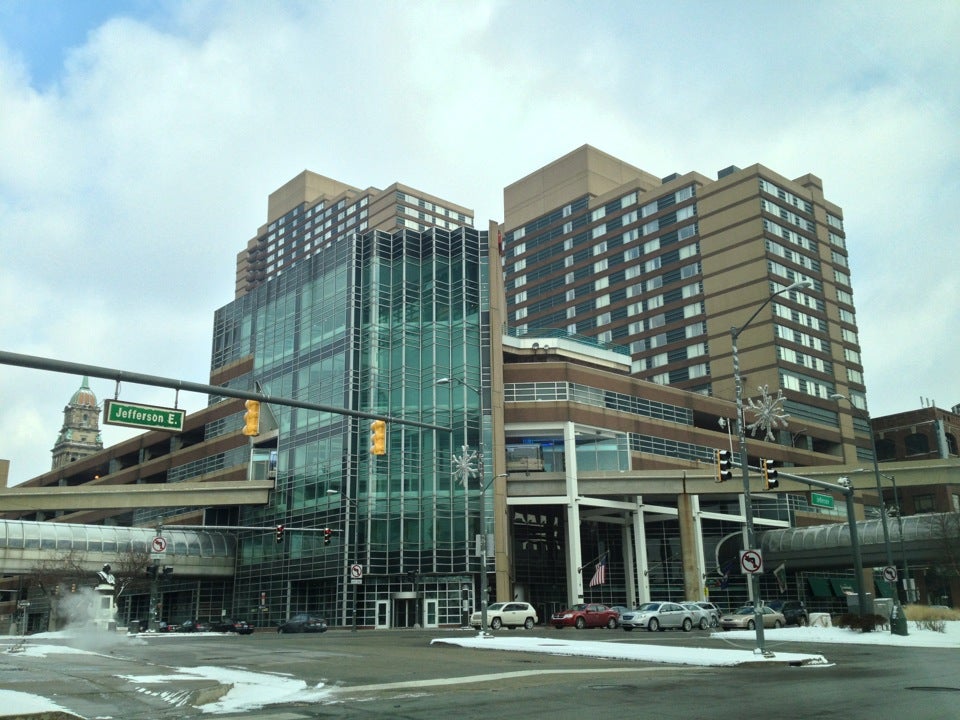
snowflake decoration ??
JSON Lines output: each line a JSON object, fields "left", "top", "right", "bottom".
{"left": 451, "top": 444, "right": 479, "bottom": 487}
{"left": 745, "top": 384, "right": 790, "bottom": 442}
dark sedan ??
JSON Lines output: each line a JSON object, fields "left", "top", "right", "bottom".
{"left": 277, "top": 614, "right": 328, "bottom": 633}
{"left": 211, "top": 618, "right": 255, "bottom": 634}
{"left": 175, "top": 619, "right": 211, "bottom": 633}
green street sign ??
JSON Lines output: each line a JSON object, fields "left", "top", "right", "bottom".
{"left": 811, "top": 492, "right": 835, "bottom": 509}
{"left": 104, "top": 399, "right": 184, "bottom": 432}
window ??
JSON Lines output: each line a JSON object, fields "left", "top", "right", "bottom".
{"left": 591, "top": 207, "right": 606, "bottom": 221}
{"left": 513, "top": 242, "right": 526, "bottom": 256}
{"left": 628, "top": 320, "right": 644, "bottom": 334}
{"left": 649, "top": 333, "right": 668, "bottom": 349}
{"left": 595, "top": 294, "right": 610, "bottom": 308}
{"left": 678, "top": 243, "right": 697, "bottom": 260}
{"left": 688, "top": 363, "right": 708, "bottom": 378}
{"left": 685, "top": 323, "right": 704, "bottom": 338}
{"left": 644, "top": 238, "right": 660, "bottom": 254}
{"left": 650, "top": 352, "right": 668, "bottom": 368}
{"left": 646, "top": 276, "right": 663, "bottom": 291}
{"left": 595, "top": 276, "right": 609, "bottom": 291}
{"left": 626, "top": 283, "right": 643, "bottom": 298}
{"left": 625, "top": 266, "right": 641, "bottom": 280}
{"left": 680, "top": 263, "right": 699, "bottom": 279}
{"left": 687, "top": 343, "right": 706, "bottom": 358}
{"left": 566, "top": 307, "right": 576, "bottom": 319}
{"left": 565, "top": 256, "right": 575, "bottom": 267}
{"left": 515, "top": 290, "right": 527, "bottom": 303}
{"left": 627, "top": 302, "right": 643, "bottom": 316}
{"left": 914, "top": 494, "right": 935, "bottom": 513}
{"left": 647, "top": 294, "right": 664, "bottom": 310}
{"left": 597, "top": 330, "right": 613, "bottom": 343}
{"left": 624, "top": 247, "right": 640, "bottom": 261}
{"left": 567, "top": 323, "right": 577, "bottom": 334}
{"left": 513, "top": 258, "right": 526, "bottom": 272}
{"left": 515, "top": 307, "right": 527, "bottom": 321}
{"left": 596, "top": 312, "right": 611, "bottom": 326}
{"left": 645, "top": 257, "right": 662, "bottom": 273}
{"left": 594, "top": 258, "right": 608, "bottom": 273}
{"left": 564, "top": 235, "right": 573, "bottom": 249}
{"left": 649, "top": 313, "right": 666, "bottom": 329}
{"left": 565, "top": 289, "right": 575, "bottom": 302}
{"left": 592, "top": 224, "right": 607, "bottom": 239}
{"left": 682, "top": 282, "right": 700, "bottom": 299}
{"left": 643, "top": 219, "right": 659, "bottom": 235}
{"left": 641, "top": 200, "right": 657, "bottom": 218}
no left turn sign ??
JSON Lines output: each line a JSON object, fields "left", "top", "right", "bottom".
{"left": 739, "top": 549, "right": 764, "bottom": 575}
{"left": 882, "top": 565, "right": 898, "bottom": 582}
{"left": 151, "top": 536, "right": 167, "bottom": 553}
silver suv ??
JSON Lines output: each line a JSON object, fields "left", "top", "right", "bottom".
{"left": 687, "top": 601, "right": 722, "bottom": 627}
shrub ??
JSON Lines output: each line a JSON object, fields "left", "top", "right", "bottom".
{"left": 832, "top": 613, "right": 887, "bottom": 631}
{"left": 903, "top": 604, "right": 960, "bottom": 622}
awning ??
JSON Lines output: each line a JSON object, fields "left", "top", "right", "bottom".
{"left": 807, "top": 576, "right": 833, "bottom": 598}
{"left": 875, "top": 579, "right": 895, "bottom": 599}
{"left": 829, "top": 578, "right": 855, "bottom": 597}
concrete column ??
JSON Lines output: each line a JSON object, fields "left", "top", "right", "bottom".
{"left": 632, "top": 498, "right": 651, "bottom": 604}
{"left": 677, "top": 494, "right": 705, "bottom": 600}
{"left": 563, "top": 422, "right": 583, "bottom": 605}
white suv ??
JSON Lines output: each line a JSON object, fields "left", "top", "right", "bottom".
{"left": 688, "top": 601, "right": 722, "bottom": 627}
{"left": 471, "top": 602, "right": 539, "bottom": 630}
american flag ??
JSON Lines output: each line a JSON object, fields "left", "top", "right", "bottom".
{"left": 589, "top": 556, "right": 607, "bottom": 587}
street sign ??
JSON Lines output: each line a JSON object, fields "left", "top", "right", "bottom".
{"left": 151, "top": 536, "right": 167, "bottom": 553}
{"left": 17, "top": 601, "right": 30, "bottom": 608}
{"left": 350, "top": 564, "right": 363, "bottom": 579}
{"left": 739, "top": 549, "right": 764, "bottom": 575}
{"left": 811, "top": 492, "right": 835, "bottom": 509}
{"left": 882, "top": 565, "right": 898, "bottom": 582}
{"left": 104, "top": 399, "right": 185, "bottom": 432}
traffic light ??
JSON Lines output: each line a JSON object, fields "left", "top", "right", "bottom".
{"left": 762, "top": 459, "right": 779, "bottom": 490}
{"left": 370, "top": 419, "right": 387, "bottom": 455}
{"left": 715, "top": 449, "right": 733, "bottom": 483}
{"left": 275, "top": 524, "right": 285, "bottom": 543}
{"left": 242, "top": 399, "right": 261, "bottom": 436}
{"left": 323, "top": 528, "right": 332, "bottom": 545}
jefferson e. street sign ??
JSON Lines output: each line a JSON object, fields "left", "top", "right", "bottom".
{"left": 104, "top": 399, "right": 185, "bottom": 432}
{"left": 811, "top": 492, "right": 835, "bottom": 509}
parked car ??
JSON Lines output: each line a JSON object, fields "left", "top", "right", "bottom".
{"left": 211, "top": 618, "right": 254, "bottom": 634}
{"left": 471, "top": 602, "right": 538, "bottom": 630}
{"left": 551, "top": 603, "right": 619, "bottom": 629}
{"left": 176, "top": 619, "right": 211, "bottom": 633}
{"left": 688, "top": 601, "right": 722, "bottom": 627}
{"left": 277, "top": 614, "right": 328, "bottom": 633}
{"left": 620, "top": 601, "right": 695, "bottom": 632}
{"left": 767, "top": 600, "right": 808, "bottom": 626}
{"left": 720, "top": 605, "right": 785, "bottom": 630}
{"left": 680, "top": 602, "right": 712, "bottom": 630}
{"left": 155, "top": 621, "right": 177, "bottom": 633}
{"left": 609, "top": 605, "right": 631, "bottom": 626}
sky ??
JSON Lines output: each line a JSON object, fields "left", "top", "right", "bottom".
{"left": 2, "top": 623, "right": 958, "bottom": 715}
{"left": 1, "top": 1, "right": 958, "bottom": 485}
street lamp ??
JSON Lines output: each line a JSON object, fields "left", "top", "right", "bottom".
{"left": 327, "top": 489, "right": 360, "bottom": 632}
{"left": 438, "top": 376, "right": 491, "bottom": 637}
{"left": 731, "top": 278, "right": 813, "bottom": 654}
{"left": 881, "top": 472, "right": 913, "bottom": 604}
{"left": 831, "top": 393, "right": 908, "bottom": 635}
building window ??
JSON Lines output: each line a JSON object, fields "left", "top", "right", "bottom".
{"left": 905, "top": 433, "right": 930, "bottom": 456}
{"left": 914, "top": 494, "right": 935, "bottom": 513}
{"left": 595, "top": 294, "right": 610, "bottom": 308}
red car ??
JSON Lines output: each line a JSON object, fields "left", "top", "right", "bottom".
{"left": 551, "top": 603, "right": 619, "bottom": 629}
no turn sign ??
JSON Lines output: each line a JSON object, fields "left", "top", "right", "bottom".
{"left": 739, "top": 549, "right": 764, "bottom": 575}
{"left": 151, "top": 536, "right": 167, "bottom": 553}
{"left": 882, "top": 565, "right": 898, "bottom": 582}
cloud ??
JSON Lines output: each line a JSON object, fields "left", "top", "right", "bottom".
{"left": 1, "top": 2, "right": 959, "bottom": 483}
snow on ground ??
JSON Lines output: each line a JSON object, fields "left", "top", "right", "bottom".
{"left": 1, "top": 623, "right": 957, "bottom": 716}
{"left": 433, "top": 621, "right": 960, "bottom": 667}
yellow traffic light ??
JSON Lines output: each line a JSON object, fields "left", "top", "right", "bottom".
{"left": 242, "top": 400, "right": 261, "bottom": 436}
{"left": 370, "top": 420, "right": 387, "bottom": 455}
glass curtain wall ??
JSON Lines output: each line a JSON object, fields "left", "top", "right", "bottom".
{"left": 213, "top": 226, "right": 488, "bottom": 627}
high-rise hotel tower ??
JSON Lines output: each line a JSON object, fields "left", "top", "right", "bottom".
{"left": 500, "top": 146, "right": 870, "bottom": 464}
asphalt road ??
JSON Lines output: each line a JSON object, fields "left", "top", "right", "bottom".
{"left": 2, "top": 627, "right": 958, "bottom": 720}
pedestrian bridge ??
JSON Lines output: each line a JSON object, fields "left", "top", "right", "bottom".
{"left": 0, "top": 520, "right": 236, "bottom": 576}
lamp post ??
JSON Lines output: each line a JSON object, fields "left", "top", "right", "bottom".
{"left": 831, "top": 393, "right": 908, "bottom": 635}
{"left": 327, "top": 489, "right": 360, "bottom": 632}
{"left": 438, "top": 376, "right": 490, "bottom": 637}
{"left": 881, "top": 471, "right": 913, "bottom": 604}
{"left": 731, "top": 278, "right": 813, "bottom": 654}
